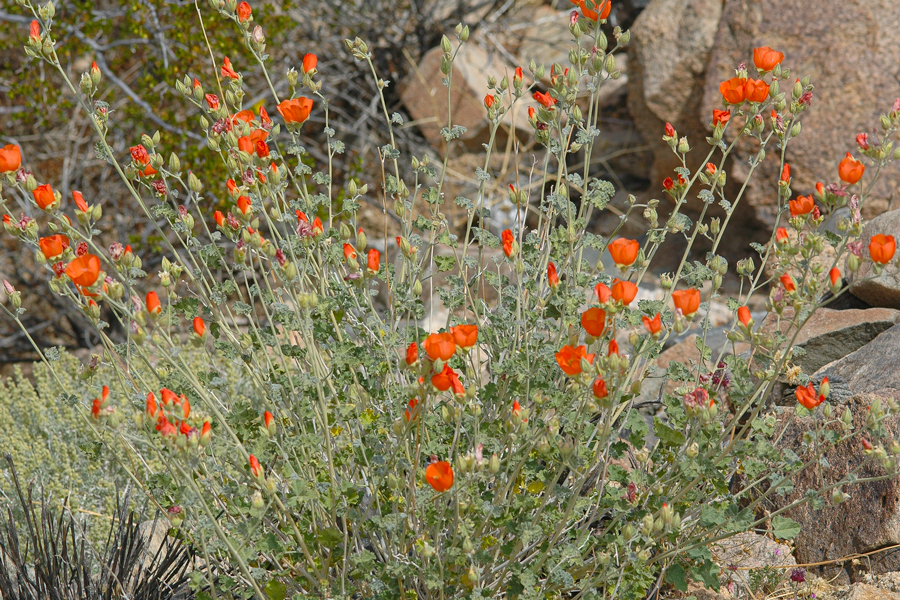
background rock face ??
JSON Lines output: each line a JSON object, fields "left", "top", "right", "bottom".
{"left": 851, "top": 210, "right": 900, "bottom": 309}
{"left": 627, "top": 0, "right": 900, "bottom": 238}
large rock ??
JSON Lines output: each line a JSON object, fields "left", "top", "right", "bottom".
{"left": 758, "top": 307, "right": 900, "bottom": 375}
{"left": 847, "top": 583, "right": 900, "bottom": 600}
{"left": 816, "top": 323, "right": 900, "bottom": 398}
{"left": 851, "top": 210, "right": 900, "bottom": 309}
{"left": 627, "top": 0, "right": 725, "bottom": 188}
{"left": 698, "top": 0, "right": 900, "bottom": 228}
{"left": 772, "top": 393, "right": 900, "bottom": 583}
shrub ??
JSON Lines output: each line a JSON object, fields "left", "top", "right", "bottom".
{"left": 3, "top": 1, "right": 900, "bottom": 598}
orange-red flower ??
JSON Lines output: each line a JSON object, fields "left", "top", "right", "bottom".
{"left": 484, "top": 94, "right": 495, "bottom": 109}
{"left": 869, "top": 234, "right": 896, "bottom": 264}
{"left": 367, "top": 248, "right": 380, "bottom": 274}
{"left": 502, "top": 229, "right": 515, "bottom": 258}
{"left": 548, "top": 262, "right": 559, "bottom": 288}
{"left": 237, "top": 1, "right": 251, "bottom": 21}
{"left": 608, "top": 340, "right": 619, "bottom": 356}
{"left": 65, "top": 253, "right": 101, "bottom": 287}
{"left": 839, "top": 152, "right": 865, "bottom": 184}
{"left": 608, "top": 238, "right": 639, "bottom": 267}
{"left": 719, "top": 78, "right": 746, "bottom": 104}
{"left": 29, "top": 20, "right": 40, "bottom": 41}
{"left": 712, "top": 109, "right": 730, "bottom": 126}
{"left": 672, "top": 288, "right": 701, "bottom": 316}
{"left": 829, "top": 267, "right": 841, "bottom": 289}
{"left": 232, "top": 109, "right": 255, "bottom": 124}
{"left": 775, "top": 227, "right": 789, "bottom": 244}
{"left": 32, "top": 184, "right": 56, "bottom": 209}
{"left": 39, "top": 234, "right": 69, "bottom": 259}
{"left": 146, "top": 291, "right": 161, "bottom": 315}
{"left": 343, "top": 243, "right": 357, "bottom": 261}
{"left": 256, "top": 140, "right": 270, "bottom": 158}
{"left": 238, "top": 136, "right": 254, "bottom": 154}
{"left": 780, "top": 273, "right": 796, "bottom": 292}
{"left": 533, "top": 91, "right": 556, "bottom": 108}
{"left": 450, "top": 324, "right": 478, "bottom": 349}
{"left": 0, "top": 144, "right": 22, "bottom": 172}
{"left": 431, "top": 364, "right": 456, "bottom": 391}
{"left": 642, "top": 313, "right": 661, "bottom": 335}
{"left": 555, "top": 344, "right": 595, "bottom": 376}
{"left": 277, "top": 97, "right": 314, "bottom": 124}
{"left": 405, "top": 342, "right": 418, "bottom": 366}
{"left": 744, "top": 79, "right": 769, "bottom": 103}
{"left": 738, "top": 306, "right": 752, "bottom": 327}
{"left": 581, "top": 307, "right": 606, "bottom": 337}
{"left": 146, "top": 391, "right": 158, "bottom": 417}
{"left": 214, "top": 211, "right": 225, "bottom": 227}
{"left": 264, "top": 410, "right": 273, "bottom": 429}
{"left": 780, "top": 163, "right": 790, "bottom": 183}
{"left": 425, "top": 461, "right": 454, "bottom": 492}
{"left": 205, "top": 94, "right": 219, "bottom": 110}
{"left": 753, "top": 46, "right": 784, "bottom": 71}
{"left": 424, "top": 332, "right": 456, "bottom": 361}
{"left": 404, "top": 398, "right": 419, "bottom": 422}
{"left": 249, "top": 454, "right": 261, "bottom": 477}
{"left": 200, "top": 421, "right": 211, "bottom": 444}
{"left": 592, "top": 377, "right": 608, "bottom": 399}
{"left": 221, "top": 57, "right": 239, "bottom": 79}
{"left": 302, "top": 53, "right": 317, "bottom": 74}
{"left": 611, "top": 279, "right": 637, "bottom": 305}
{"left": 795, "top": 382, "right": 824, "bottom": 410}
{"left": 789, "top": 194, "right": 815, "bottom": 217}
{"left": 193, "top": 316, "right": 206, "bottom": 337}
{"left": 577, "top": 0, "right": 611, "bottom": 21}
{"left": 595, "top": 282, "right": 611, "bottom": 303}
{"left": 72, "top": 190, "right": 88, "bottom": 212}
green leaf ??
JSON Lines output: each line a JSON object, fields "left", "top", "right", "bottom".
{"left": 654, "top": 420, "right": 686, "bottom": 447}
{"left": 434, "top": 255, "right": 456, "bottom": 272}
{"left": 772, "top": 515, "right": 800, "bottom": 539}
{"left": 691, "top": 559, "right": 719, "bottom": 590}
{"left": 666, "top": 564, "right": 688, "bottom": 592}
{"left": 264, "top": 579, "right": 287, "bottom": 600}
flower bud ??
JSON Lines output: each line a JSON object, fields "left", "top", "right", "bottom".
{"left": 489, "top": 453, "right": 500, "bottom": 473}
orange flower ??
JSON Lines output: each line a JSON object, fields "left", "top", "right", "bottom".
{"left": 238, "top": 136, "right": 254, "bottom": 154}
{"left": 450, "top": 324, "right": 478, "bottom": 349}
{"left": 795, "top": 382, "right": 823, "bottom": 410}
{"left": 312, "top": 217, "right": 323, "bottom": 235}
{"left": 264, "top": 410, "right": 273, "bottom": 429}
{"left": 32, "top": 184, "right": 56, "bottom": 209}
{"left": 193, "top": 316, "right": 206, "bottom": 337}
{"left": 449, "top": 370, "right": 465, "bottom": 396}
{"left": 608, "top": 238, "right": 639, "bottom": 267}
{"left": 249, "top": 454, "right": 261, "bottom": 477}
{"left": 0, "top": 144, "right": 22, "bottom": 172}
{"left": 65, "top": 254, "right": 101, "bottom": 287}
{"left": 343, "top": 243, "right": 357, "bottom": 262}
{"left": 146, "top": 391, "right": 158, "bottom": 417}
{"left": 72, "top": 190, "right": 88, "bottom": 212}
{"left": 533, "top": 91, "right": 556, "bottom": 108}
{"left": 277, "top": 97, "right": 314, "bottom": 124}
{"left": 719, "top": 77, "right": 746, "bottom": 104}
{"left": 130, "top": 144, "right": 151, "bottom": 165}
{"left": 611, "top": 279, "right": 637, "bottom": 305}
{"left": 484, "top": 94, "right": 495, "bottom": 109}
{"left": 404, "top": 398, "right": 419, "bottom": 422}
{"left": 29, "top": 20, "right": 40, "bottom": 42}
{"left": 581, "top": 307, "right": 606, "bottom": 337}
{"left": 367, "top": 248, "right": 380, "bottom": 274}
{"left": 548, "top": 262, "right": 559, "bottom": 288}
{"left": 595, "top": 282, "right": 611, "bottom": 303}
{"left": 214, "top": 210, "right": 225, "bottom": 227}
{"left": 869, "top": 234, "right": 896, "bottom": 264}
{"left": 146, "top": 291, "right": 161, "bottom": 315}
{"left": 712, "top": 109, "right": 730, "bottom": 126}
{"left": 642, "top": 313, "right": 661, "bottom": 335}
{"left": 221, "top": 57, "right": 239, "bottom": 79}
{"left": 744, "top": 79, "right": 769, "bottom": 103}
{"left": 237, "top": 1, "right": 251, "bottom": 21}
{"left": 232, "top": 109, "right": 255, "bottom": 124}
{"left": 256, "top": 140, "right": 270, "bottom": 158}
{"left": 672, "top": 288, "right": 701, "bottom": 316}
{"left": 839, "top": 152, "right": 865, "bottom": 184}
{"left": 592, "top": 377, "right": 608, "bottom": 399}
{"left": 200, "top": 421, "right": 211, "bottom": 445}
{"left": 425, "top": 461, "right": 454, "bottom": 492}
{"left": 608, "top": 340, "right": 619, "bottom": 356}
{"left": 780, "top": 163, "right": 790, "bottom": 183}
{"left": 829, "top": 267, "right": 841, "bottom": 289}
{"left": 405, "top": 342, "right": 418, "bottom": 366}
{"left": 423, "top": 332, "right": 456, "bottom": 361}
{"left": 502, "top": 229, "right": 515, "bottom": 258}
{"left": 780, "top": 273, "right": 796, "bottom": 292}
{"left": 302, "top": 53, "right": 317, "bottom": 74}
{"left": 737, "top": 306, "right": 752, "bottom": 327}
{"left": 555, "top": 344, "right": 595, "bottom": 376}
{"left": 205, "top": 94, "right": 219, "bottom": 110}
{"left": 753, "top": 46, "right": 784, "bottom": 71}
{"left": 578, "top": 0, "right": 611, "bottom": 21}
{"left": 39, "top": 234, "right": 69, "bottom": 259}
{"left": 789, "top": 194, "right": 815, "bottom": 217}
{"left": 775, "top": 227, "right": 789, "bottom": 244}
{"left": 431, "top": 364, "right": 456, "bottom": 391}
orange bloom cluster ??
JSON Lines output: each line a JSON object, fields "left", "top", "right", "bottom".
{"left": 146, "top": 388, "right": 210, "bottom": 446}
{"left": 719, "top": 77, "right": 769, "bottom": 104}
{"left": 555, "top": 344, "right": 595, "bottom": 376}
{"left": 796, "top": 379, "right": 827, "bottom": 410}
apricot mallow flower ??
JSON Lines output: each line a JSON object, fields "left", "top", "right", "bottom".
{"left": 426, "top": 461, "right": 454, "bottom": 492}
{"left": 277, "top": 97, "right": 314, "bottom": 124}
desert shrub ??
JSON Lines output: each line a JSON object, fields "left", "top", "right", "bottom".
{"left": 3, "top": 1, "right": 900, "bottom": 598}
